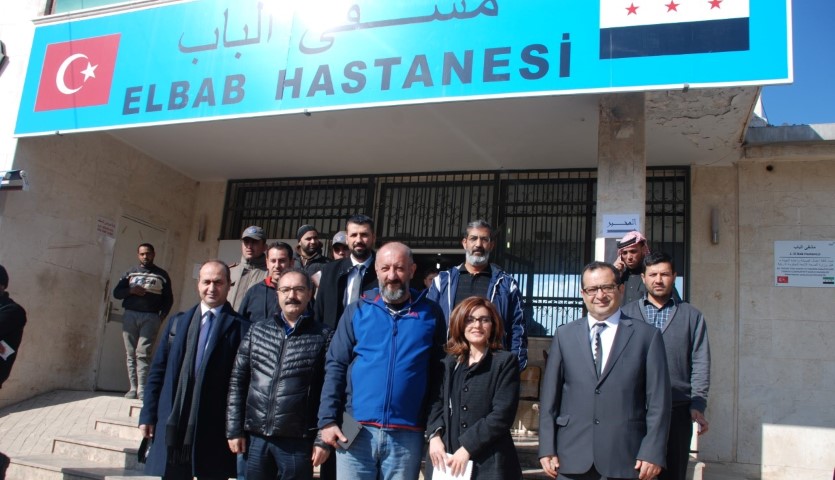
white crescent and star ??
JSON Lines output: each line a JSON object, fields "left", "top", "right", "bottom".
{"left": 55, "top": 53, "right": 99, "bottom": 95}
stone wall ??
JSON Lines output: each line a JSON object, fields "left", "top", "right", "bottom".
{"left": 735, "top": 158, "right": 835, "bottom": 478}
{"left": 690, "top": 165, "right": 739, "bottom": 463}
{"left": 0, "top": 132, "right": 198, "bottom": 407}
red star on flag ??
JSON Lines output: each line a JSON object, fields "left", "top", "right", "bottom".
{"left": 626, "top": 2, "right": 639, "bottom": 15}
{"left": 666, "top": 1, "right": 680, "bottom": 12}
{"left": 709, "top": 0, "right": 722, "bottom": 9}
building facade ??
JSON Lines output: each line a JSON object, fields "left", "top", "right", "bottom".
{"left": 1, "top": 1, "right": 832, "bottom": 478}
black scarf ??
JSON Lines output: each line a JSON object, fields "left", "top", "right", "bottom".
{"left": 164, "top": 307, "right": 207, "bottom": 465}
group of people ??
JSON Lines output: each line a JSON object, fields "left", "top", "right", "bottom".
{"left": 111, "top": 213, "right": 709, "bottom": 480}
{"left": 121, "top": 216, "right": 527, "bottom": 480}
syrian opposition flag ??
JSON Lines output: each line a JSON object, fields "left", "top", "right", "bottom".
{"left": 600, "top": 0, "right": 749, "bottom": 59}
{"left": 35, "top": 33, "right": 121, "bottom": 111}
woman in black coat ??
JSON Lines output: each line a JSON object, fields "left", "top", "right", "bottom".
{"left": 426, "top": 296, "right": 522, "bottom": 480}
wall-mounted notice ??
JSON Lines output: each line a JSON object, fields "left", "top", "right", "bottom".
{"left": 774, "top": 241, "right": 835, "bottom": 288}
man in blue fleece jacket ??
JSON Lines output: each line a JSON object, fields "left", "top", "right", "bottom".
{"left": 318, "top": 242, "right": 446, "bottom": 480}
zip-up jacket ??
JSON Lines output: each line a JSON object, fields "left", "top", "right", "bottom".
{"left": 317, "top": 288, "right": 446, "bottom": 430}
{"left": 427, "top": 264, "right": 528, "bottom": 369}
{"left": 112, "top": 264, "right": 173, "bottom": 317}
{"left": 226, "top": 313, "right": 332, "bottom": 441}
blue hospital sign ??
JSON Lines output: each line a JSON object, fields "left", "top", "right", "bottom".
{"left": 15, "top": 0, "right": 791, "bottom": 135}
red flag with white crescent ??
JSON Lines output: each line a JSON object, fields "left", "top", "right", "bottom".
{"left": 34, "top": 33, "right": 121, "bottom": 112}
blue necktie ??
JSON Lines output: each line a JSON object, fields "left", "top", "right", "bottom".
{"left": 195, "top": 311, "right": 215, "bottom": 371}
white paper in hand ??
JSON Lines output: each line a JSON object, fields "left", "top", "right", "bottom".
{"left": 431, "top": 454, "right": 473, "bottom": 480}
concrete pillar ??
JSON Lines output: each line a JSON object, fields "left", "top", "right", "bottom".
{"left": 595, "top": 93, "right": 647, "bottom": 262}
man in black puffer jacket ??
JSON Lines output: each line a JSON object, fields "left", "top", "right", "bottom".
{"left": 226, "top": 268, "right": 332, "bottom": 480}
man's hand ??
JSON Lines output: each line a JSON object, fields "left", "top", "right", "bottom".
{"left": 691, "top": 409, "right": 709, "bottom": 435}
{"left": 129, "top": 285, "right": 147, "bottom": 296}
{"left": 139, "top": 424, "right": 154, "bottom": 439}
{"left": 319, "top": 423, "right": 347, "bottom": 449}
{"left": 613, "top": 257, "right": 626, "bottom": 273}
{"left": 539, "top": 455, "right": 559, "bottom": 478}
{"left": 227, "top": 437, "right": 246, "bottom": 454}
{"left": 635, "top": 459, "right": 662, "bottom": 480}
{"left": 312, "top": 445, "right": 330, "bottom": 467}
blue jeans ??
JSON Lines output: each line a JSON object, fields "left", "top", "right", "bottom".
{"left": 336, "top": 425, "right": 424, "bottom": 480}
{"left": 246, "top": 434, "right": 313, "bottom": 480}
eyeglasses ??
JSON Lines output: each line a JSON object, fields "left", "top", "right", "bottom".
{"left": 277, "top": 286, "right": 308, "bottom": 295}
{"left": 465, "top": 316, "right": 492, "bottom": 325}
{"left": 466, "top": 235, "right": 493, "bottom": 244}
{"left": 581, "top": 284, "right": 618, "bottom": 296}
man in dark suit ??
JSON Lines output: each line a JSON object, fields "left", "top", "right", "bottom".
{"left": 539, "top": 261, "right": 671, "bottom": 480}
{"left": 313, "top": 214, "right": 378, "bottom": 329}
{"left": 139, "top": 260, "right": 251, "bottom": 480}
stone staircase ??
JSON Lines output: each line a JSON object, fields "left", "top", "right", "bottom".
{"left": 7, "top": 402, "right": 154, "bottom": 479}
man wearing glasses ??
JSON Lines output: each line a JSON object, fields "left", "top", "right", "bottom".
{"left": 539, "top": 261, "right": 671, "bottom": 480}
{"left": 427, "top": 219, "right": 528, "bottom": 369}
{"left": 227, "top": 268, "right": 332, "bottom": 479}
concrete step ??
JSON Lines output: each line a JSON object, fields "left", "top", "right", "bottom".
{"left": 52, "top": 433, "right": 141, "bottom": 471}
{"left": 95, "top": 417, "right": 142, "bottom": 441}
{"left": 522, "top": 468, "right": 552, "bottom": 479}
{"left": 7, "top": 454, "right": 155, "bottom": 480}
{"left": 128, "top": 404, "right": 142, "bottom": 419}
{"left": 513, "top": 434, "right": 541, "bottom": 469}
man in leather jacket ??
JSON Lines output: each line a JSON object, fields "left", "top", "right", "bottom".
{"left": 226, "top": 268, "right": 332, "bottom": 480}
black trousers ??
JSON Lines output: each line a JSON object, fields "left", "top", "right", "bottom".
{"left": 162, "top": 462, "right": 228, "bottom": 480}
{"left": 658, "top": 405, "right": 694, "bottom": 480}
{"left": 557, "top": 465, "right": 633, "bottom": 480}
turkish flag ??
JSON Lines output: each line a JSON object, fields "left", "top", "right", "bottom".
{"left": 34, "top": 34, "right": 121, "bottom": 112}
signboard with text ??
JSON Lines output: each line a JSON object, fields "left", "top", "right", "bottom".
{"left": 16, "top": 0, "right": 792, "bottom": 135}
{"left": 774, "top": 241, "right": 835, "bottom": 288}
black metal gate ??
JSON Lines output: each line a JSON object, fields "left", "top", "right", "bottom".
{"left": 221, "top": 167, "right": 688, "bottom": 336}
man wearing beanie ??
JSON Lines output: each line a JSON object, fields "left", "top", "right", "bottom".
{"left": 292, "top": 225, "right": 330, "bottom": 277}
{"left": 0, "top": 264, "right": 27, "bottom": 478}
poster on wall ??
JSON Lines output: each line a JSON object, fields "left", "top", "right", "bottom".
{"left": 774, "top": 241, "right": 835, "bottom": 288}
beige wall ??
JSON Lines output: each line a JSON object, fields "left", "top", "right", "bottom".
{"left": 0, "top": 132, "right": 199, "bottom": 407}
{"left": 734, "top": 158, "right": 835, "bottom": 478}
{"left": 691, "top": 157, "right": 835, "bottom": 478}
{"left": 174, "top": 181, "right": 226, "bottom": 310}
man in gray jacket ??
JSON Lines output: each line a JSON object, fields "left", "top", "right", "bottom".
{"left": 622, "top": 252, "right": 710, "bottom": 480}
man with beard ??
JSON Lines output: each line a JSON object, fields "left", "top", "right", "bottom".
{"left": 113, "top": 243, "right": 174, "bottom": 400}
{"left": 293, "top": 225, "right": 330, "bottom": 277}
{"left": 318, "top": 242, "right": 446, "bottom": 480}
{"left": 314, "top": 215, "right": 378, "bottom": 330}
{"left": 228, "top": 226, "right": 269, "bottom": 311}
{"left": 622, "top": 252, "right": 710, "bottom": 480}
{"left": 427, "top": 219, "right": 528, "bottom": 369}
{"left": 614, "top": 231, "right": 680, "bottom": 305}
{"left": 239, "top": 242, "right": 294, "bottom": 324}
